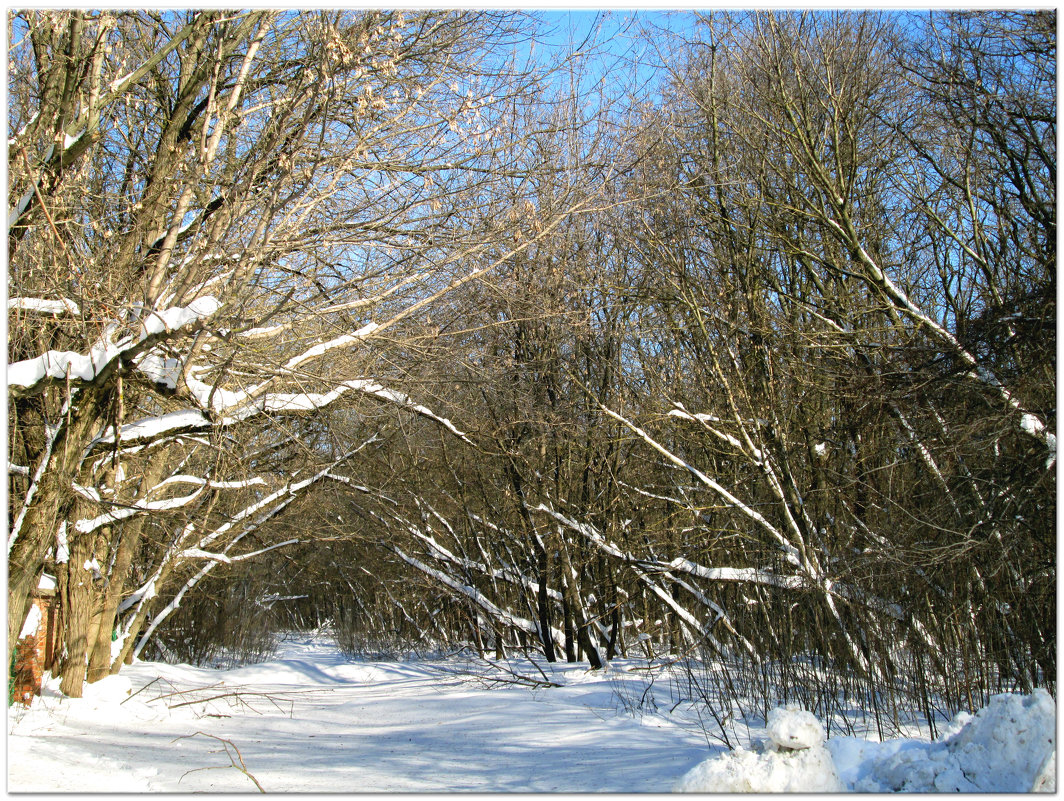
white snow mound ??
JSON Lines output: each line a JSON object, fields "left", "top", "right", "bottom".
{"left": 767, "top": 704, "right": 825, "bottom": 750}
{"left": 852, "top": 689, "right": 1056, "bottom": 793}
{"left": 676, "top": 741, "right": 844, "bottom": 793}
{"left": 677, "top": 705, "right": 842, "bottom": 792}
{"left": 679, "top": 691, "right": 1055, "bottom": 793}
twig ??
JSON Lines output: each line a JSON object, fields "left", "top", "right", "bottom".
{"left": 122, "top": 676, "right": 168, "bottom": 705}
{"left": 20, "top": 147, "right": 73, "bottom": 269}
{"left": 172, "top": 731, "right": 265, "bottom": 793}
{"left": 168, "top": 688, "right": 312, "bottom": 713}
{"left": 148, "top": 681, "right": 226, "bottom": 703}
{"left": 477, "top": 655, "right": 563, "bottom": 688}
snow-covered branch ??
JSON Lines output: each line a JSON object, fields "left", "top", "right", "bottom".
{"left": 8, "top": 297, "right": 221, "bottom": 398}
{"left": 72, "top": 473, "right": 269, "bottom": 535}
{"left": 178, "top": 538, "right": 298, "bottom": 565}
{"left": 74, "top": 486, "right": 207, "bottom": 534}
{"left": 394, "top": 546, "right": 566, "bottom": 646}
{"left": 825, "top": 214, "right": 1055, "bottom": 462}
{"left": 406, "top": 523, "right": 564, "bottom": 605}
{"left": 599, "top": 404, "right": 802, "bottom": 567}
{"left": 92, "top": 378, "right": 470, "bottom": 452}
{"left": 177, "top": 547, "right": 232, "bottom": 564}
{"left": 8, "top": 396, "right": 73, "bottom": 552}
{"left": 668, "top": 404, "right": 764, "bottom": 462}
{"left": 150, "top": 475, "right": 268, "bottom": 493}
{"left": 9, "top": 297, "right": 80, "bottom": 316}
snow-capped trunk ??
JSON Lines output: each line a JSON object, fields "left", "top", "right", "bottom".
{"left": 7, "top": 390, "right": 112, "bottom": 662}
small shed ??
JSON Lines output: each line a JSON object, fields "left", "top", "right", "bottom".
{"left": 10, "top": 574, "right": 61, "bottom": 705}
{"left": 31, "top": 573, "right": 62, "bottom": 672}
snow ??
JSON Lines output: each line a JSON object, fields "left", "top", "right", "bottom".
{"left": 767, "top": 703, "right": 825, "bottom": 749}
{"left": 7, "top": 636, "right": 709, "bottom": 793}
{"left": 18, "top": 603, "right": 42, "bottom": 639}
{"left": 676, "top": 740, "right": 845, "bottom": 793}
{"left": 118, "top": 577, "right": 157, "bottom": 613}
{"left": 75, "top": 486, "right": 206, "bottom": 534}
{"left": 284, "top": 322, "right": 379, "bottom": 367}
{"left": 1020, "top": 412, "right": 1045, "bottom": 437}
{"left": 95, "top": 409, "right": 212, "bottom": 448}
{"left": 178, "top": 547, "right": 232, "bottom": 564}
{"left": 678, "top": 695, "right": 1056, "bottom": 794}
{"left": 844, "top": 689, "right": 1056, "bottom": 792}
{"left": 9, "top": 635, "right": 1054, "bottom": 794}
{"left": 239, "top": 324, "right": 285, "bottom": 339}
{"left": 1020, "top": 412, "right": 1057, "bottom": 468}
{"left": 102, "top": 374, "right": 469, "bottom": 450}
{"left": 8, "top": 297, "right": 80, "bottom": 315}
{"left": 140, "top": 297, "right": 221, "bottom": 335}
{"left": 55, "top": 523, "right": 69, "bottom": 564}
{"left": 135, "top": 351, "right": 183, "bottom": 388}
{"left": 8, "top": 296, "right": 220, "bottom": 393}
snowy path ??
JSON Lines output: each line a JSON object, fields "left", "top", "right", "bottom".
{"left": 8, "top": 637, "right": 711, "bottom": 793}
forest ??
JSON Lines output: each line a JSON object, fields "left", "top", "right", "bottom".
{"left": 7, "top": 8, "right": 1055, "bottom": 737}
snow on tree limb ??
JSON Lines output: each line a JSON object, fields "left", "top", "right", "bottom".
{"left": 230, "top": 538, "right": 299, "bottom": 562}
{"left": 91, "top": 378, "right": 470, "bottom": 452}
{"left": 598, "top": 404, "right": 802, "bottom": 566}
{"left": 668, "top": 405, "right": 764, "bottom": 462}
{"left": 150, "top": 475, "right": 268, "bottom": 493}
{"left": 7, "top": 297, "right": 221, "bottom": 398}
{"left": 824, "top": 214, "right": 1055, "bottom": 460}
{"left": 72, "top": 475, "right": 269, "bottom": 535}
{"left": 8, "top": 297, "right": 81, "bottom": 316}
{"left": 191, "top": 448, "right": 365, "bottom": 553}
{"left": 177, "top": 548, "right": 232, "bottom": 564}
{"left": 119, "top": 446, "right": 363, "bottom": 655}
{"left": 74, "top": 486, "right": 207, "bottom": 534}
{"left": 406, "top": 522, "right": 564, "bottom": 605}
{"left": 393, "top": 546, "right": 566, "bottom": 646}
{"left": 8, "top": 396, "right": 72, "bottom": 553}
{"left": 132, "top": 466, "right": 334, "bottom": 658}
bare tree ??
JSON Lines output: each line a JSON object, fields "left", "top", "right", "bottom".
{"left": 7, "top": 9, "right": 589, "bottom": 696}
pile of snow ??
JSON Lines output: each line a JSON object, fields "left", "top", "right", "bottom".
{"left": 677, "top": 690, "right": 1056, "bottom": 793}
{"left": 766, "top": 704, "right": 825, "bottom": 749}
{"left": 844, "top": 689, "right": 1056, "bottom": 793}
{"left": 675, "top": 704, "right": 843, "bottom": 792}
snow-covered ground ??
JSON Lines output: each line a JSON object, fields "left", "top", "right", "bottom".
{"left": 7, "top": 635, "right": 709, "bottom": 793}
{"left": 7, "top": 635, "right": 1055, "bottom": 794}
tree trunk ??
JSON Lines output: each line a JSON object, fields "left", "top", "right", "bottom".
{"left": 58, "top": 534, "right": 94, "bottom": 697}
{"left": 560, "top": 582, "right": 577, "bottom": 663}
{"left": 8, "top": 392, "right": 110, "bottom": 661}
{"left": 535, "top": 543, "right": 556, "bottom": 662}
{"left": 88, "top": 521, "right": 141, "bottom": 682}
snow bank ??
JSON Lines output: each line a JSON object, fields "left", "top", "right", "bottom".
{"left": 79, "top": 673, "right": 134, "bottom": 705}
{"left": 9, "top": 297, "right": 80, "bottom": 315}
{"left": 846, "top": 689, "right": 1056, "bottom": 793}
{"left": 677, "top": 691, "right": 1056, "bottom": 793}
